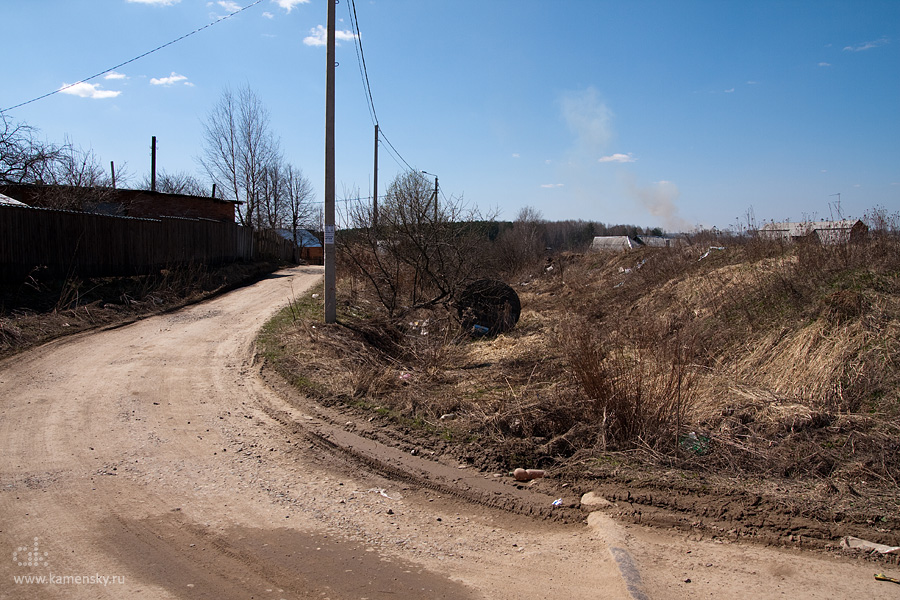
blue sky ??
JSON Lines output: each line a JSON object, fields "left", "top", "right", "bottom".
{"left": 2, "top": 0, "right": 898, "bottom": 231}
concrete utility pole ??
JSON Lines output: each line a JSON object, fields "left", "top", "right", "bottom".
{"left": 110, "top": 161, "right": 116, "bottom": 189}
{"left": 323, "top": 0, "right": 336, "bottom": 323}
{"left": 150, "top": 136, "right": 157, "bottom": 192}
{"left": 373, "top": 124, "right": 379, "bottom": 229}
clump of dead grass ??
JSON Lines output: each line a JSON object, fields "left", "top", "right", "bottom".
{"left": 560, "top": 324, "right": 697, "bottom": 452}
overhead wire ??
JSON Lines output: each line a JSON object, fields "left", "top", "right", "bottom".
{"left": 2, "top": 0, "right": 265, "bottom": 113}
{"left": 346, "top": 0, "right": 417, "bottom": 176}
{"left": 378, "top": 127, "right": 415, "bottom": 173}
{"left": 347, "top": 0, "right": 377, "bottom": 127}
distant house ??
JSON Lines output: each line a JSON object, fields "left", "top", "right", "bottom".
{"left": 635, "top": 235, "right": 680, "bottom": 248}
{"left": 276, "top": 228, "right": 323, "bottom": 264}
{"left": 590, "top": 236, "right": 642, "bottom": 252}
{"left": 0, "top": 184, "right": 238, "bottom": 223}
{"left": 757, "top": 220, "right": 867, "bottom": 244}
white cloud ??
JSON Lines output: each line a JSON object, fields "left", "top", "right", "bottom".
{"left": 724, "top": 88, "right": 735, "bottom": 93}
{"left": 559, "top": 87, "right": 613, "bottom": 150}
{"left": 512, "top": 153, "right": 520, "bottom": 158}
{"left": 105, "top": 71, "right": 128, "bottom": 80}
{"left": 150, "top": 72, "right": 191, "bottom": 86}
{"left": 540, "top": 183, "right": 564, "bottom": 189}
{"left": 262, "top": 11, "right": 274, "bottom": 18}
{"left": 218, "top": 0, "right": 240, "bottom": 11}
{"left": 273, "top": 0, "right": 309, "bottom": 13}
{"left": 127, "top": 0, "right": 180, "bottom": 5}
{"left": 843, "top": 37, "right": 888, "bottom": 52}
{"left": 818, "top": 62, "right": 832, "bottom": 67}
{"left": 598, "top": 153, "right": 635, "bottom": 163}
{"left": 303, "top": 24, "right": 357, "bottom": 47}
{"left": 59, "top": 82, "right": 121, "bottom": 99}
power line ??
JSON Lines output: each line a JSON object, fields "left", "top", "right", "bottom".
{"left": 344, "top": 1, "right": 419, "bottom": 177}
{"left": 347, "top": 0, "right": 377, "bottom": 126}
{"left": 378, "top": 127, "right": 415, "bottom": 173}
{"left": 2, "top": 0, "right": 264, "bottom": 113}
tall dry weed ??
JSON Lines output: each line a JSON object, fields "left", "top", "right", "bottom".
{"left": 562, "top": 325, "right": 696, "bottom": 451}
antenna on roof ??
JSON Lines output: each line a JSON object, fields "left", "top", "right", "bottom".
{"left": 828, "top": 193, "right": 842, "bottom": 221}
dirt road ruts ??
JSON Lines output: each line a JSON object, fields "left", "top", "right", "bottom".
{"left": 1, "top": 266, "right": 895, "bottom": 599}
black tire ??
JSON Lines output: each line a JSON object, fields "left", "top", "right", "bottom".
{"left": 456, "top": 279, "right": 521, "bottom": 335}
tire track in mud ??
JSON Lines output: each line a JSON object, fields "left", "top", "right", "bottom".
{"left": 254, "top": 360, "right": 900, "bottom": 566}
{"left": 254, "top": 363, "right": 585, "bottom": 525}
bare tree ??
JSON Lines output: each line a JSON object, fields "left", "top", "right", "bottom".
{"left": 258, "top": 161, "right": 284, "bottom": 230}
{"left": 283, "top": 163, "right": 316, "bottom": 237}
{"left": 340, "top": 170, "right": 495, "bottom": 317}
{"left": 24, "top": 138, "right": 119, "bottom": 211}
{"left": 198, "top": 85, "right": 280, "bottom": 227}
{"left": 494, "top": 205, "right": 546, "bottom": 275}
{"left": 140, "top": 169, "right": 208, "bottom": 196}
{"left": 0, "top": 111, "right": 64, "bottom": 185}
{"left": 1, "top": 112, "right": 133, "bottom": 213}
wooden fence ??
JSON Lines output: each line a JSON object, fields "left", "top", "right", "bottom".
{"left": 0, "top": 205, "right": 297, "bottom": 282}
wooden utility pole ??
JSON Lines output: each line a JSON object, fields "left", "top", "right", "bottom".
{"left": 324, "top": 0, "right": 336, "bottom": 323}
{"left": 150, "top": 136, "right": 157, "bottom": 192}
{"left": 373, "top": 124, "right": 379, "bottom": 229}
{"left": 433, "top": 175, "right": 438, "bottom": 222}
{"left": 110, "top": 161, "right": 116, "bottom": 189}
{"left": 422, "top": 171, "right": 438, "bottom": 222}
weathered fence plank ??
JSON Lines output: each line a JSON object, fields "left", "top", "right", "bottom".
{"left": 0, "top": 206, "right": 297, "bottom": 282}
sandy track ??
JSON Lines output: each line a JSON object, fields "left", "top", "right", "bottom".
{"left": 0, "top": 267, "right": 625, "bottom": 599}
{"left": 1, "top": 265, "right": 896, "bottom": 599}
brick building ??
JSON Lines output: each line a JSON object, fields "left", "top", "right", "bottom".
{"left": 0, "top": 184, "right": 238, "bottom": 223}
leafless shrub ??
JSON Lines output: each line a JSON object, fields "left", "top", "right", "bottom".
{"left": 562, "top": 326, "right": 696, "bottom": 451}
{"left": 492, "top": 206, "right": 546, "bottom": 277}
{"left": 338, "top": 171, "right": 496, "bottom": 318}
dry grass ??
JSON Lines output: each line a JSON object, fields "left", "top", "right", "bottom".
{"left": 265, "top": 232, "right": 900, "bottom": 490}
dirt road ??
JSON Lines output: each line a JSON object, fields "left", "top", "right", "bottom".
{"left": 1, "top": 266, "right": 896, "bottom": 599}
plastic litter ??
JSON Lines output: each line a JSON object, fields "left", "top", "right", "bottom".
{"left": 551, "top": 498, "right": 563, "bottom": 507}
{"left": 698, "top": 246, "right": 725, "bottom": 261}
{"left": 875, "top": 573, "right": 900, "bottom": 584}
{"left": 841, "top": 536, "right": 900, "bottom": 555}
{"left": 368, "top": 488, "right": 398, "bottom": 500}
{"left": 679, "top": 431, "right": 710, "bottom": 455}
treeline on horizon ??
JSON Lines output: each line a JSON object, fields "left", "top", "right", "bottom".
{"left": 336, "top": 219, "right": 667, "bottom": 254}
